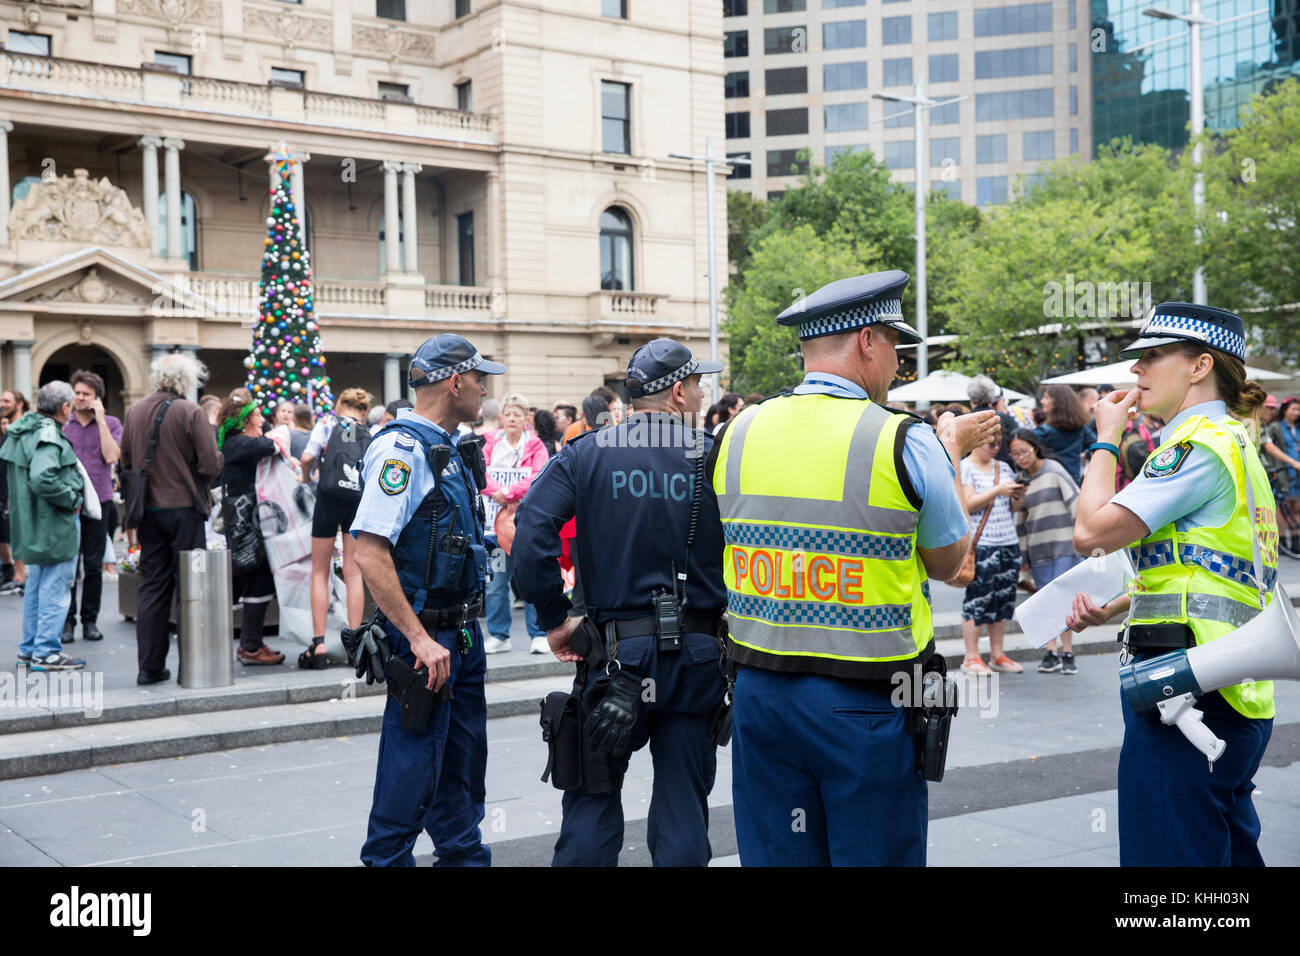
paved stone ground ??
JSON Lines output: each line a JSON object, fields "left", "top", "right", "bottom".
{"left": 1, "top": 567, "right": 1298, "bottom": 866}
{"left": 1, "top": 631, "right": 1296, "bottom": 867}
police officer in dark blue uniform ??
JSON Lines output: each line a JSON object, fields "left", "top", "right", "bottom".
{"left": 349, "top": 334, "right": 505, "bottom": 867}
{"left": 513, "top": 339, "right": 729, "bottom": 866}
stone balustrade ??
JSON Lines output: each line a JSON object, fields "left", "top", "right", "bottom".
{"left": 3, "top": 54, "right": 495, "bottom": 142}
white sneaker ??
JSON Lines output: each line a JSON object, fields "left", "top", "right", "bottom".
{"left": 483, "top": 636, "right": 512, "bottom": 654}
{"left": 530, "top": 636, "right": 550, "bottom": 655}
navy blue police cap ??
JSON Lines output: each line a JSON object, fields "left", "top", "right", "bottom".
{"left": 776, "top": 270, "right": 922, "bottom": 343}
{"left": 624, "top": 338, "right": 724, "bottom": 399}
{"left": 408, "top": 334, "right": 507, "bottom": 389}
{"left": 1120, "top": 302, "right": 1247, "bottom": 361}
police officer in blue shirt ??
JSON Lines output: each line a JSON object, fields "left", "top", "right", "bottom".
{"left": 349, "top": 334, "right": 505, "bottom": 867}
{"left": 513, "top": 339, "right": 729, "bottom": 866}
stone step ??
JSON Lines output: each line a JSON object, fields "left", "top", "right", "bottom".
{"left": 0, "top": 675, "right": 575, "bottom": 781}
{"left": 0, "top": 651, "right": 573, "bottom": 737}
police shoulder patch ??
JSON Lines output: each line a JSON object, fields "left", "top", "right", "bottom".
{"left": 1143, "top": 441, "right": 1192, "bottom": 478}
{"left": 379, "top": 458, "right": 411, "bottom": 495}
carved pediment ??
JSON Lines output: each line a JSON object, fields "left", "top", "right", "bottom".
{"left": 24, "top": 267, "right": 148, "bottom": 305}
{"left": 9, "top": 169, "right": 151, "bottom": 247}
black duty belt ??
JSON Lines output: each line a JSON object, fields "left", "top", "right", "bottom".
{"left": 1123, "top": 622, "right": 1195, "bottom": 652}
{"left": 414, "top": 596, "right": 484, "bottom": 631}
{"left": 610, "top": 613, "right": 725, "bottom": 640}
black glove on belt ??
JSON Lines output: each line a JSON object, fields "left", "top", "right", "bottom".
{"left": 584, "top": 668, "right": 642, "bottom": 758}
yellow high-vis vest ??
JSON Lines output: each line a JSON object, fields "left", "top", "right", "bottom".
{"left": 711, "top": 393, "right": 933, "bottom": 678}
{"left": 1126, "top": 413, "right": 1277, "bottom": 719}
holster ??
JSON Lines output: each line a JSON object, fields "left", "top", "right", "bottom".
{"left": 708, "top": 619, "right": 735, "bottom": 747}
{"left": 904, "top": 655, "right": 958, "bottom": 783}
{"left": 384, "top": 656, "right": 454, "bottom": 733}
{"left": 539, "top": 690, "right": 584, "bottom": 790}
{"left": 537, "top": 663, "right": 624, "bottom": 794}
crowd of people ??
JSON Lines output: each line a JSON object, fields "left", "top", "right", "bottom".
{"left": 5, "top": 350, "right": 1298, "bottom": 687}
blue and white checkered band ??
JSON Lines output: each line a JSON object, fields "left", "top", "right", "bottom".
{"left": 1141, "top": 313, "right": 1246, "bottom": 360}
{"left": 797, "top": 297, "right": 905, "bottom": 340}
{"left": 414, "top": 352, "right": 483, "bottom": 383}
{"left": 640, "top": 358, "right": 699, "bottom": 395}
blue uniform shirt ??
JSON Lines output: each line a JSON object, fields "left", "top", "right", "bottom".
{"left": 513, "top": 411, "right": 727, "bottom": 630}
{"left": 1110, "top": 400, "right": 1237, "bottom": 535}
{"left": 792, "top": 372, "right": 969, "bottom": 548}
{"left": 350, "top": 408, "right": 456, "bottom": 545}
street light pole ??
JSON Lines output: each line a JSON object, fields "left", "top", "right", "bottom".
{"left": 1140, "top": 4, "right": 1268, "bottom": 305}
{"left": 871, "top": 89, "right": 966, "bottom": 404}
{"left": 670, "top": 138, "right": 745, "bottom": 400}
{"left": 913, "top": 82, "right": 928, "bottom": 383}
{"left": 1189, "top": 0, "right": 1206, "bottom": 304}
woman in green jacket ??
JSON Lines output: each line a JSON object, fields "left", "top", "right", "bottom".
{"left": 0, "top": 381, "right": 85, "bottom": 671}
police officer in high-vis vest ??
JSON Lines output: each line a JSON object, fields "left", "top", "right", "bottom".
{"left": 349, "top": 334, "right": 504, "bottom": 867}
{"left": 513, "top": 339, "right": 729, "bottom": 866}
{"left": 709, "top": 271, "right": 1000, "bottom": 866}
{"left": 1068, "top": 303, "right": 1277, "bottom": 866}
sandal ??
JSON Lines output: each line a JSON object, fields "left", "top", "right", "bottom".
{"left": 298, "top": 637, "right": 329, "bottom": 670}
{"left": 960, "top": 656, "right": 993, "bottom": 676}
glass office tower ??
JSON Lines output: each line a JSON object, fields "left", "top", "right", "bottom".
{"left": 1092, "top": 0, "right": 1300, "bottom": 151}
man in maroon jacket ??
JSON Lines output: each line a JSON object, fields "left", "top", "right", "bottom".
{"left": 120, "top": 352, "right": 222, "bottom": 685}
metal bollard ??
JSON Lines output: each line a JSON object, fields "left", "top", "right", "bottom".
{"left": 178, "top": 547, "right": 234, "bottom": 689}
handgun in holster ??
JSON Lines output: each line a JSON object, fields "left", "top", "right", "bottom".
{"left": 708, "top": 619, "right": 734, "bottom": 747}
{"left": 905, "top": 654, "right": 958, "bottom": 783}
{"left": 384, "top": 655, "right": 455, "bottom": 733}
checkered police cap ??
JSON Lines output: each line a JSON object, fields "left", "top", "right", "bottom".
{"left": 407, "top": 334, "right": 506, "bottom": 389}
{"left": 1120, "top": 302, "right": 1247, "bottom": 361}
{"left": 776, "top": 270, "right": 922, "bottom": 343}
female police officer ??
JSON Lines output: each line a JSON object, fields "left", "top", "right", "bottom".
{"left": 1068, "top": 302, "right": 1276, "bottom": 867}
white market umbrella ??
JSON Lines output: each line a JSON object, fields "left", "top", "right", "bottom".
{"left": 1042, "top": 359, "right": 1289, "bottom": 386}
{"left": 887, "top": 369, "right": 1030, "bottom": 403}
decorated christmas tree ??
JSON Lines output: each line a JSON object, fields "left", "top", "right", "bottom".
{"left": 246, "top": 143, "right": 333, "bottom": 416}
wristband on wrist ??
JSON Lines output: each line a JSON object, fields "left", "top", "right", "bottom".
{"left": 1088, "top": 441, "right": 1121, "bottom": 458}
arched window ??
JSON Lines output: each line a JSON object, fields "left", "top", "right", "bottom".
{"left": 378, "top": 211, "right": 405, "bottom": 275}
{"left": 159, "top": 191, "right": 197, "bottom": 269}
{"left": 600, "top": 207, "right": 634, "bottom": 291}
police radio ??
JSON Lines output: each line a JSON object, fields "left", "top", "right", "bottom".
{"left": 653, "top": 586, "right": 683, "bottom": 653}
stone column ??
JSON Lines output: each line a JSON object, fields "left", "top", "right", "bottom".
{"left": 291, "top": 151, "right": 309, "bottom": 254}
{"left": 138, "top": 136, "right": 162, "bottom": 258}
{"left": 163, "top": 138, "right": 186, "bottom": 265}
{"left": 383, "top": 160, "right": 401, "bottom": 275}
{"left": 401, "top": 164, "right": 422, "bottom": 274}
{"left": 12, "top": 342, "right": 33, "bottom": 403}
{"left": 0, "top": 121, "right": 13, "bottom": 248}
{"left": 486, "top": 169, "right": 501, "bottom": 289}
{"left": 383, "top": 353, "right": 403, "bottom": 405}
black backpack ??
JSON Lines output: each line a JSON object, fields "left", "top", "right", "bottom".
{"left": 318, "top": 416, "right": 370, "bottom": 501}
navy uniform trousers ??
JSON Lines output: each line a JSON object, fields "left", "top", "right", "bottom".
{"left": 1119, "top": 680, "right": 1272, "bottom": 867}
{"left": 731, "top": 667, "right": 928, "bottom": 866}
{"left": 361, "top": 620, "right": 491, "bottom": 867}
{"left": 553, "top": 631, "right": 725, "bottom": 867}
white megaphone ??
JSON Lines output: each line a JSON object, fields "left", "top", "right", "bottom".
{"left": 1119, "top": 583, "right": 1300, "bottom": 765}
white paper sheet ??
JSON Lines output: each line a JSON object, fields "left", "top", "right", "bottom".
{"left": 1013, "top": 550, "right": 1134, "bottom": 648}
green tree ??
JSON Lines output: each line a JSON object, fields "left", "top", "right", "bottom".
{"left": 725, "top": 224, "right": 874, "bottom": 394}
{"left": 727, "top": 189, "right": 768, "bottom": 282}
{"left": 1199, "top": 77, "right": 1300, "bottom": 358}
{"left": 935, "top": 141, "right": 1192, "bottom": 390}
